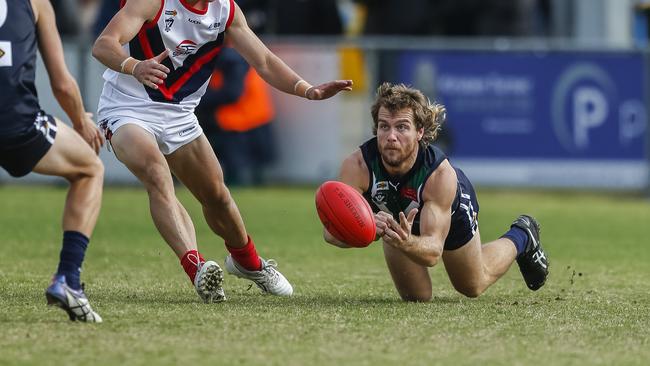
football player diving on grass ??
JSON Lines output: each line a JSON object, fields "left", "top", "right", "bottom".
{"left": 323, "top": 83, "right": 549, "bottom": 301}
{"left": 92, "top": 0, "right": 352, "bottom": 302}
{"left": 0, "top": 0, "right": 104, "bottom": 321}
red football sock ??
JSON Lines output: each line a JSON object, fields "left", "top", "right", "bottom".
{"left": 180, "top": 249, "right": 205, "bottom": 283}
{"left": 226, "top": 235, "right": 262, "bottom": 271}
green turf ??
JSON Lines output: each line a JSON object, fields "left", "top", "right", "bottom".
{"left": 1, "top": 185, "right": 649, "bottom": 365}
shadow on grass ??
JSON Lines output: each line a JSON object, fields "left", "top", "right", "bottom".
{"left": 213, "top": 292, "right": 467, "bottom": 307}
{"left": 91, "top": 287, "right": 473, "bottom": 307}
{"left": 95, "top": 290, "right": 201, "bottom": 305}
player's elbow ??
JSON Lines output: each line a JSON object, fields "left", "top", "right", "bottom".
{"left": 91, "top": 38, "right": 101, "bottom": 60}
{"left": 421, "top": 248, "right": 442, "bottom": 267}
{"left": 249, "top": 54, "right": 275, "bottom": 83}
{"left": 422, "top": 253, "right": 440, "bottom": 267}
{"left": 51, "top": 77, "right": 76, "bottom": 99}
{"left": 91, "top": 36, "right": 111, "bottom": 63}
{"left": 323, "top": 229, "right": 350, "bottom": 248}
{"left": 323, "top": 236, "right": 339, "bottom": 247}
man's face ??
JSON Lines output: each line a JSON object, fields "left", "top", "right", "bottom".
{"left": 376, "top": 106, "right": 423, "bottom": 169}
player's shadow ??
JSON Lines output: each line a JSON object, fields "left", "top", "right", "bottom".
{"left": 98, "top": 287, "right": 470, "bottom": 306}
{"left": 291, "top": 294, "right": 466, "bottom": 306}
{"left": 222, "top": 290, "right": 466, "bottom": 306}
{"left": 101, "top": 290, "right": 201, "bottom": 305}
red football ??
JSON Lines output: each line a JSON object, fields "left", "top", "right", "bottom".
{"left": 315, "top": 181, "right": 376, "bottom": 248}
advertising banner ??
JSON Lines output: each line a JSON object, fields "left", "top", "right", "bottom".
{"left": 398, "top": 50, "right": 648, "bottom": 188}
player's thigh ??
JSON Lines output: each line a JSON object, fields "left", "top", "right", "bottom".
{"left": 110, "top": 123, "right": 170, "bottom": 181}
{"left": 33, "top": 119, "right": 102, "bottom": 179}
{"left": 442, "top": 230, "right": 485, "bottom": 290}
{"left": 165, "top": 134, "right": 226, "bottom": 200}
{"left": 383, "top": 242, "right": 432, "bottom": 301}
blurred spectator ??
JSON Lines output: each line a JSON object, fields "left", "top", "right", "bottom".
{"left": 356, "top": 0, "right": 435, "bottom": 35}
{"left": 533, "top": 0, "right": 551, "bottom": 37}
{"left": 270, "top": 0, "right": 343, "bottom": 35}
{"left": 50, "top": 0, "right": 101, "bottom": 37}
{"left": 93, "top": 0, "right": 120, "bottom": 39}
{"left": 80, "top": 0, "right": 101, "bottom": 35}
{"left": 238, "top": 0, "right": 271, "bottom": 34}
{"left": 51, "top": 0, "right": 81, "bottom": 36}
{"left": 432, "top": 0, "right": 542, "bottom": 37}
{"left": 196, "top": 47, "right": 277, "bottom": 186}
{"left": 356, "top": 0, "right": 547, "bottom": 37}
{"left": 238, "top": 0, "right": 342, "bottom": 35}
{"left": 635, "top": 1, "right": 650, "bottom": 47}
{"left": 92, "top": 0, "right": 341, "bottom": 36}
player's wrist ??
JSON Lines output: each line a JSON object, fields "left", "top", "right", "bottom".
{"left": 71, "top": 120, "right": 85, "bottom": 131}
{"left": 120, "top": 57, "right": 141, "bottom": 76}
{"left": 293, "top": 79, "right": 313, "bottom": 99}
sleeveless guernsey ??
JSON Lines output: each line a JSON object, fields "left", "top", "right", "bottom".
{"left": 97, "top": 0, "right": 234, "bottom": 123}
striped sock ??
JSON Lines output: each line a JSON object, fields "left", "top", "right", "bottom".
{"left": 180, "top": 250, "right": 205, "bottom": 283}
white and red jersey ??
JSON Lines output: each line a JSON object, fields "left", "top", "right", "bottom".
{"left": 98, "top": 0, "right": 234, "bottom": 123}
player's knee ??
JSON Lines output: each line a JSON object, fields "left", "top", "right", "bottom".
{"left": 400, "top": 293, "right": 432, "bottom": 302}
{"left": 399, "top": 287, "right": 432, "bottom": 302}
{"left": 140, "top": 164, "right": 173, "bottom": 196}
{"left": 64, "top": 155, "right": 104, "bottom": 182}
{"left": 454, "top": 284, "right": 484, "bottom": 298}
{"left": 88, "top": 156, "right": 104, "bottom": 180}
{"left": 202, "top": 182, "right": 232, "bottom": 208}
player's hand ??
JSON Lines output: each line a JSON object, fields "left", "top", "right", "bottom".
{"left": 133, "top": 50, "right": 170, "bottom": 90}
{"left": 75, "top": 112, "right": 104, "bottom": 154}
{"left": 306, "top": 80, "right": 353, "bottom": 100}
{"left": 323, "top": 227, "right": 353, "bottom": 249}
{"left": 382, "top": 208, "right": 418, "bottom": 248}
{"left": 374, "top": 211, "right": 392, "bottom": 240}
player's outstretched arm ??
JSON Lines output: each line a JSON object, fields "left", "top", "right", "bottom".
{"left": 227, "top": 3, "right": 352, "bottom": 100}
{"left": 381, "top": 166, "right": 456, "bottom": 267}
{"left": 32, "top": 0, "right": 103, "bottom": 153}
{"left": 381, "top": 207, "right": 442, "bottom": 267}
{"left": 92, "top": 0, "right": 170, "bottom": 90}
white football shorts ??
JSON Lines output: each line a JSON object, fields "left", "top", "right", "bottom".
{"left": 97, "top": 80, "right": 204, "bottom": 155}
{"left": 98, "top": 115, "right": 203, "bottom": 155}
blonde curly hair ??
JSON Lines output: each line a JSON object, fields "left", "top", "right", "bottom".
{"left": 370, "top": 83, "right": 446, "bottom": 147}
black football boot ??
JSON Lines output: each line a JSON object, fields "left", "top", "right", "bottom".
{"left": 512, "top": 215, "right": 549, "bottom": 291}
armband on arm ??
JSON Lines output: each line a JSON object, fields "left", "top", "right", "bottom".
{"left": 293, "top": 79, "right": 314, "bottom": 99}
{"left": 120, "top": 57, "right": 141, "bottom": 75}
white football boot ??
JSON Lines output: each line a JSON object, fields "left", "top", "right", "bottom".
{"left": 224, "top": 255, "right": 293, "bottom": 296}
{"left": 45, "top": 275, "right": 103, "bottom": 323}
{"left": 194, "top": 260, "right": 226, "bottom": 303}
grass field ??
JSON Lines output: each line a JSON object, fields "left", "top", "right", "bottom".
{"left": 1, "top": 185, "right": 649, "bottom": 365}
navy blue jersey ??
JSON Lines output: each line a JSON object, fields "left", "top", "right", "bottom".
{"left": 0, "top": 0, "right": 40, "bottom": 136}
{"left": 360, "top": 138, "right": 480, "bottom": 250}
{"left": 360, "top": 137, "right": 450, "bottom": 234}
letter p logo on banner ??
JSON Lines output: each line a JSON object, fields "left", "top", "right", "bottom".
{"left": 573, "top": 86, "right": 608, "bottom": 149}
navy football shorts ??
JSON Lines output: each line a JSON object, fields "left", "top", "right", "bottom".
{"left": 444, "top": 167, "right": 480, "bottom": 251}
{"left": 0, "top": 111, "right": 57, "bottom": 177}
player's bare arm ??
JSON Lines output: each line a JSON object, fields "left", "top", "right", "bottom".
{"left": 382, "top": 161, "right": 457, "bottom": 267}
{"left": 323, "top": 150, "right": 369, "bottom": 248}
{"left": 92, "top": 0, "right": 170, "bottom": 90}
{"left": 226, "top": 3, "right": 352, "bottom": 100}
{"left": 32, "top": 0, "right": 103, "bottom": 153}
